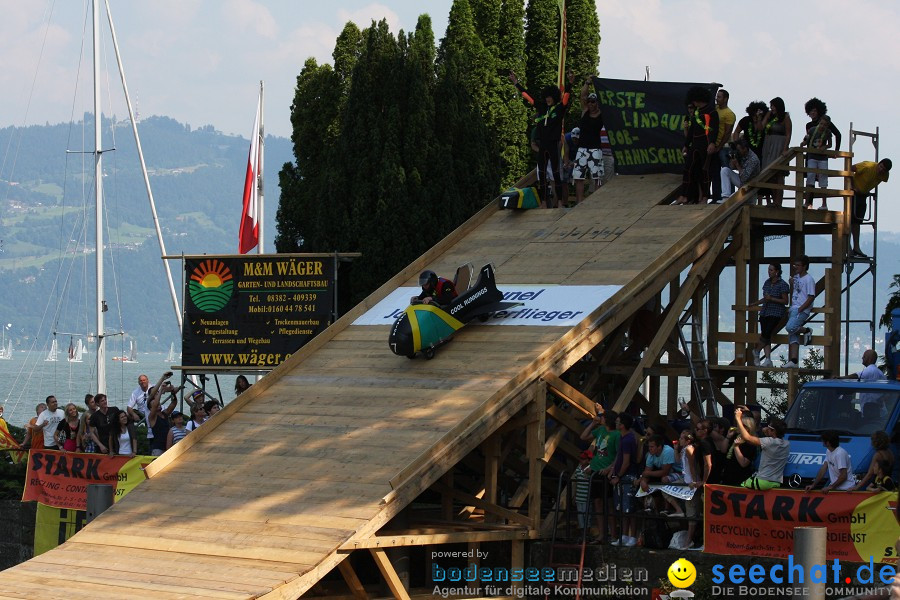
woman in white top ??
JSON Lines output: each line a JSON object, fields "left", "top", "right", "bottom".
{"left": 109, "top": 410, "right": 137, "bottom": 457}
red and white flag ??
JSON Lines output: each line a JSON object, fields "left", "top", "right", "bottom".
{"left": 238, "top": 96, "right": 261, "bottom": 254}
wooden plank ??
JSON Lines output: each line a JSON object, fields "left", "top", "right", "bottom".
{"left": 430, "top": 481, "right": 531, "bottom": 527}
{"left": 12, "top": 560, "right": 267, "bottom": 597}
{"left": 338, "top": 529, "right": 528, "bottom": 550}
{"left": 370, "top": 549, "right": 411, "bottom": 600}
{"left": 527, "top": 382, "right": 546, "bottom": 530}
{"left": 542, "top": 373, "right": 594, "bottom": 416}
{"left": 69, "top": 529, "right": 322, "bottom": 565}
{"left": 338, "top": 560, "right": 369, "bottom": 600}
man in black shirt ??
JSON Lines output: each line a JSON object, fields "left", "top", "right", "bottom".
{"left": 88, "top": 394, "right": 120, "bottom": 454}
{"left": 573, "top": 80, "right": 605, "bottom": 204}
{"left": 676, "top": 86, "right": 719, "bottom": 204}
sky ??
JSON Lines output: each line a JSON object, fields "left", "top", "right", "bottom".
{"left": 1, "top": 0, "right": 899, "bottom": 229}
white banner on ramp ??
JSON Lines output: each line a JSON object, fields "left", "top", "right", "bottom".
{"left": 353, "top": 285, "right": 622, "bottom": 327}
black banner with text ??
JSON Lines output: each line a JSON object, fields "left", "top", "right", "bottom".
{"left": 182, "top": 255, "right": 334, "bottom": 368}
{"left": 593, "top": 78, "right": 719, "bottom": 175}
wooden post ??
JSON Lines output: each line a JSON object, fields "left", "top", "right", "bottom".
{"left": 511, "top": 539, "right": 525, "bottom": 597}
{"left": 441, "top": 471, "right": 454, "bottom": 521}
{"left": 370, "top": 549, "right": 411, "bottom": 600}
{"left": 484, "top": 434, "right": 501, "bottom": 524}
{"left": 338, "top": 560, "right": 369, "bottom": 600}
{"left": 667, "top": 277, "right": 681, "bottom": 415}
{"left": 527, "top": 381, "right": 547, "bottom": 531}
{"left": 824, "top": 267, "right": 840, "bottom": 374}
{"left": 747, "top": 226, "right": 764, "bottom": 401}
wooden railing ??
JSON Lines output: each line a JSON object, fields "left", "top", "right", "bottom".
{"left": 751, "top": 146, "right": 854, "bottom": 231}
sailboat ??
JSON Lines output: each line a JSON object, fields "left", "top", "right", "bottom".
{"left": 67, "top": 338, "right": 84, "bottom": 363}
{"left": 45, "top": 338, "right": 59, "bottom": 362}
{"left": 113, "top": 340, "right": 138, "bottom": 363}
{"left": 0, "top": 325, "right": 11, "bottom": 360}
{"left": 165, "top": 342, "right": 176, "bottom": 363}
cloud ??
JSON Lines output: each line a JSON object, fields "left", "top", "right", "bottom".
{"left": 223, "top": 0, "right": 279, "bottom": 39}
{"left": 337, "top": 4, "right": 401, "bottom": 32}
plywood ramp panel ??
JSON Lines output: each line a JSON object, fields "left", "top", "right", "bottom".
{"left": 0, "top": 174, "right": 733, "bottom": 599}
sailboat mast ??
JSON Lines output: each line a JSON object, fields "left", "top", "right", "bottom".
{"left": 104, "top": 0, "right": 184, "bottom": 335}
{"left": 93, "top": 0, "right": 106, "bottom": 393}
{"left": 258, "top": 80, "right": 264, "bottom": 255}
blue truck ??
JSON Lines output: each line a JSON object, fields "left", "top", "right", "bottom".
{"left": 782, "top": 308, "right": 900, "bottom": 483}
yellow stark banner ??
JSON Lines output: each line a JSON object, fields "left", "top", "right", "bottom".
{"left": 556, "top": 0, "right": 567, "bottom": 90}
{"left": 22, "top": 450, "right": 154, "bottom": 510}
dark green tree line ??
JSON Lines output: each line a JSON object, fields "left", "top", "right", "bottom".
{"left": 275, "top": 2, "right": 602, "bottom": 303}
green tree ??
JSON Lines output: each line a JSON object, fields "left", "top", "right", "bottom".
{"left": 880, "top": 274, "right": 900, "bottom": 330}
{"left": 276, "top": 23, "right": 361, "bottom": 253}
{"left": 435, "top": 3, "right": 501, "bottom": 230}
{"left": 759, "top": 348, "right": 824, "bottom": 418}
{"left": 525, "top": 0, "right": 561, "bottom": 92}
{"left": 496, "top": 0, "right": 530, "bottom": 184}
{"left": 564, "top": 0, "right": 600, "bottom": 125}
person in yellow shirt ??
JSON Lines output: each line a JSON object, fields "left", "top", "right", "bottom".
{"left": 710, "top": 89, "right": 736, "bottom": 203}
{"left": 849, "top": 158, "right": 892, "bottom": 257}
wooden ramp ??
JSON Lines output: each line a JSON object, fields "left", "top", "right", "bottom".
{"left": 0, "top": 174, "right": 740, "bottom": 599}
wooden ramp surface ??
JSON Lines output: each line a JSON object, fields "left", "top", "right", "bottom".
{"left": 0, "top": 174, "right": 719, "bottom": 599}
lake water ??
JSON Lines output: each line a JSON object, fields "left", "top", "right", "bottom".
{"left": 0, "top": 351, "right": 240, "bottom": 431}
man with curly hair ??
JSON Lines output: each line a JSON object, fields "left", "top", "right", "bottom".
{"left": 801, "top": 97, "right": 841, "bottom": 209}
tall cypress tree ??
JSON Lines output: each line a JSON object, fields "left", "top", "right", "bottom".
{"left": 276, "top": 23, "right": 361, "bottom": 253}
{"left": 400, "top": 17, "right": 438, "bottom": 249}
{"left": 565, "top": 0, "right": 599, "bottom": 80}
{"left": 565, "top": 0, "right": 600, "bottom": 124}
{"left": 495, "top": 0, "right": 530, "bottom": 186}
{"left": 275, "top": 58, "right": 339, "bottom": 252}
{"left": 436, "top": 0, "right": 500, "bottom": 230}
{"left": 330, "top": 20, "right": 411, "bottom": 298}
{"left": 524, "top": 0, "right": 560, "bottom": 92}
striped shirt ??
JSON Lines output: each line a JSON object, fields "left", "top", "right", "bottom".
{"left": 573, "top": 465, "right": 591, "bottom": 504}
{"left": 170, "top": 425, "right": 188, "bottom": 446}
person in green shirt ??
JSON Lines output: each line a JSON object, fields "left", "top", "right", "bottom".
{"left": 580, "top": 406, "right": 619, "bottom": 543}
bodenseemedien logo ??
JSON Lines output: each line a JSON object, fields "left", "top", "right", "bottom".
{"left": 189, "top": 259, "right": 234, "bottom": 312}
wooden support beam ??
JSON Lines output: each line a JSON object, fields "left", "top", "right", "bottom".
{"left": 338, "top": 560, "right": 369, "bottom": 600}
{"left": 612, "top": 212, "right": 740, "bottom": 412}
{"left": 543, "top": 373, "right": 595, "bottom": 416}
{"left": 483, "top": 434, "right": 501, "bottom": 524}
{"left": 511, "top": 540, "right": 525, "bottom": 597}
{"left": 431, "top": 482, "right": 531, "bottom": 527}
{"left": 369, "top": 549, "right": 411, "bottom": 600}
{"left": 546, "top": 404, "right": 587, "bottom": 436}
{"left": 667, "top": 276, "right": 681, "bottom": 416}
{"left": 440, "top": 471, "right": 454, "bottom": 521}
{"left": 527, "top": 381, "right": 546, "bottom": 531}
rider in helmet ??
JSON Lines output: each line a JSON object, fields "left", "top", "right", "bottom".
{"left": 413, "top": 270, "right": 458, "bottom": 306}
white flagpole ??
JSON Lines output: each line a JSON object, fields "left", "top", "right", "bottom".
{"left": 257, "top": 81, "right": 264, "bottom": 255}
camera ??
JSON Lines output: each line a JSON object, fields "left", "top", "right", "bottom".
{"left": 726, "top": 141, "right": 739, "bottom": 161}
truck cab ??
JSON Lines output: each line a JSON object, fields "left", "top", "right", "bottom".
{"left": 783, "top": 379, "right": 900, "bottom": 484}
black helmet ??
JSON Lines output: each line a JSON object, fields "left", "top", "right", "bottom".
{"left": 419, "top": 270, "right": 438, "bottom": 289}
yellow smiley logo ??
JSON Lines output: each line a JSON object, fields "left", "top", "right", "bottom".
{"left": 667, "top": 558, "right": 697, "bottom": 588}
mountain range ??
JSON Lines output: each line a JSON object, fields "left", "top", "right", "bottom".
{"left": 0, "top": 116, "right": 897, "bottom": 356}
{"left": 0, "top": 115, "right": 291, "bottom": 352}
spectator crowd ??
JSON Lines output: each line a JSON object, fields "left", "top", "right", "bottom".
{"left": 574, "top": 398, "right": 893, "bottom": 550}
{"left": 6, "top": 371, "right": 244, "bottom": 458}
